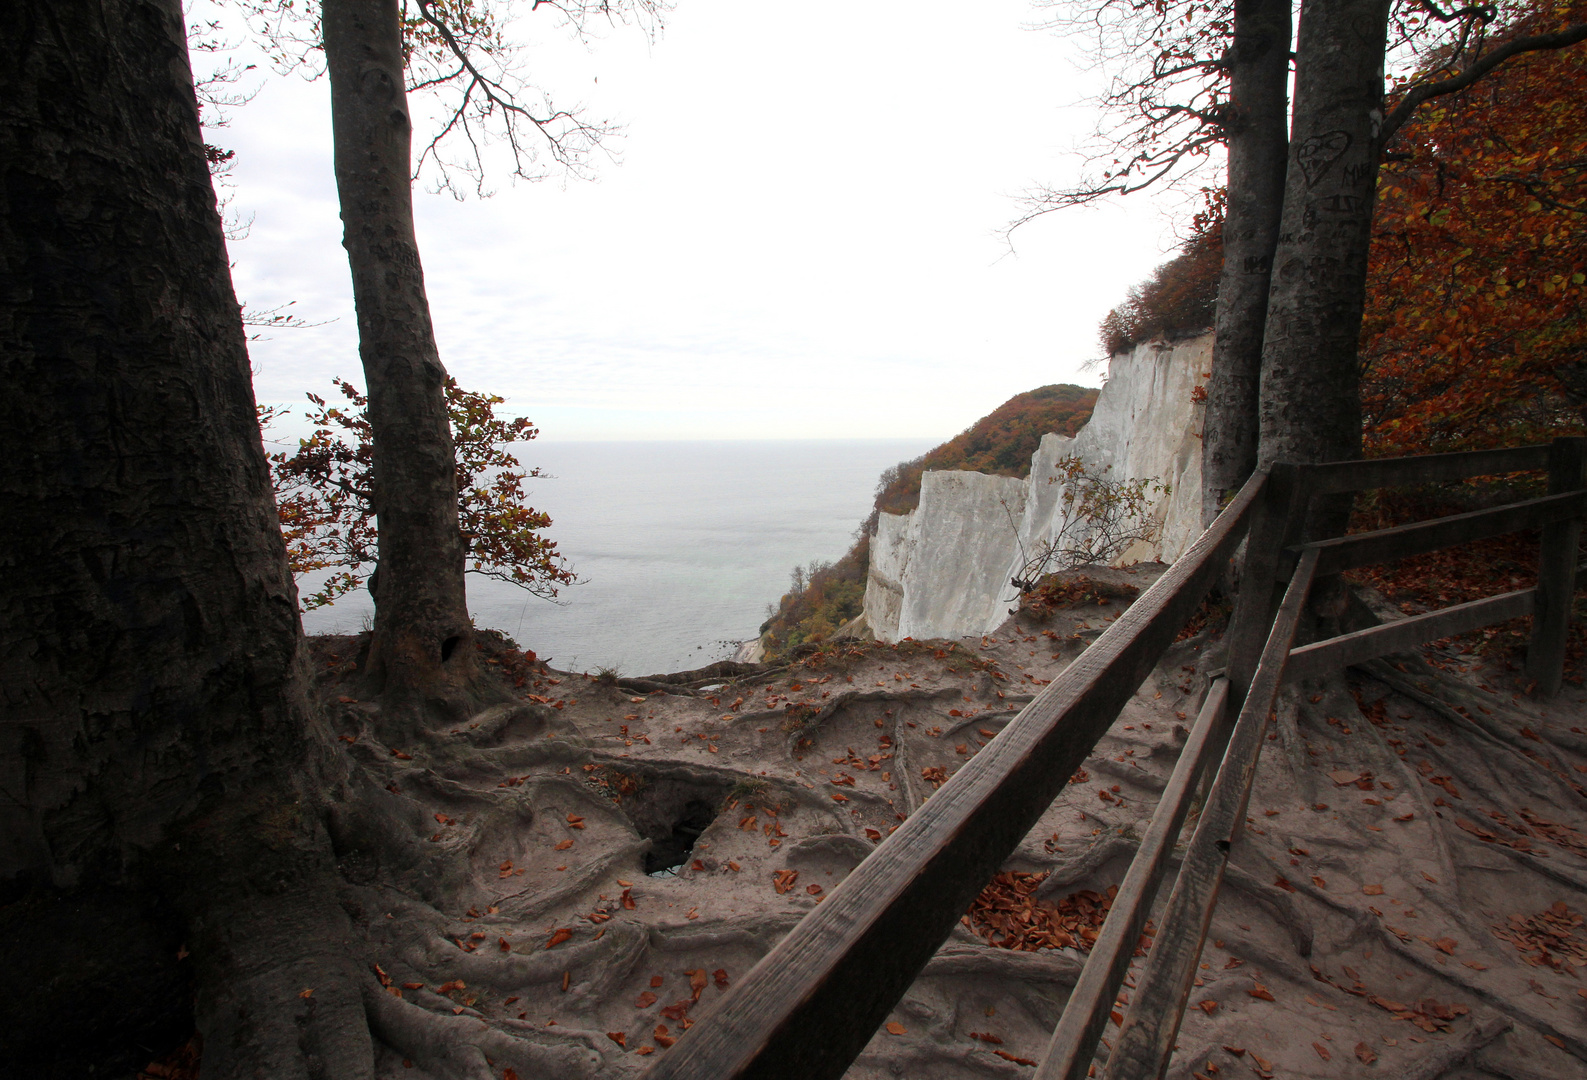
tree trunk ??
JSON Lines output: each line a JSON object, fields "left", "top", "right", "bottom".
{"left": 1200, "top": 0, "right": 1293, "bottom": 527}
{"left": 322, "top": 0, "right": 481, "bottom": 718}
{"left": 1257, "top": 0, "right": 1390, "bottom": 486}
{"left": 0, "top": 2, "right": 371, "bottom": 1074}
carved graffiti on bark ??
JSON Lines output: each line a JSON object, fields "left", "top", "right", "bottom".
{"left": 1296, "top": 130, "right": 1352, "bottom": 187}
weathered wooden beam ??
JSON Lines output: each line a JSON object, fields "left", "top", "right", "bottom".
{"left": 1033, "top": 677, "right": 1231, "bottom": 1080}
{"left": 1295, "top": 444, "right": 1549, "bottom": 495}
{"left": 1226, "top": 464, "right": 1303, "bottom": 699}
{"left": 1285, "top": 589, "right": 1536, "bottom": 683}
{"left": 1526, "top": 437, "right": 1587, "bottom": 697}
{"left": 1295, "top": 489, "right": 1587, "bottom": 577}
{"left": 634, "top": 472, "right": 1269, "bottom": 1080}
{"left": 1102, "top": 549, "right": 1318, "bottom": 1080}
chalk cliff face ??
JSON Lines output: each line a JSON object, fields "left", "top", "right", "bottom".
{"left": 863, "top": 333, "right": 1209, "bottom": 643}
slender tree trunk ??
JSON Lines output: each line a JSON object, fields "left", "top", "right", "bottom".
{"left": 322, "top": 0, "right": 481, "bottom": 716}
{"left": 1200, "top": 0, "right": 1293, "bottom": 527}
{"left": 0, "top": 1, "right": 371, "bottom": 1073}
{"left": 1257, "top": 0, "right": 1390, "bottom": 485}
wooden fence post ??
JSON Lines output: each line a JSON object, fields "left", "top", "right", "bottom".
{"left": 1225, "top": 464, "right": 1303, "bottom": 701}
{"left": 1525, "top": 437, "right": 1587, "bottom": 697}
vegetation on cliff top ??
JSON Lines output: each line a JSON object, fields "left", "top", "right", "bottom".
{"left": 872, "top": 383, "right": 1098, "bottom": 518}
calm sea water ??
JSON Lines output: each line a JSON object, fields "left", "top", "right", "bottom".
{"left": 299, "top": 439, "right": 935, "bottom": 675}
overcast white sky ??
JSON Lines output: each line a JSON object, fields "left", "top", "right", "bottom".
{"left": 204, "top": 0, "right": 1197, "bottom": 443}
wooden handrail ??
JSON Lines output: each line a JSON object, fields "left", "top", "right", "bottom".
{"left": 1103, "top": 549, "right": 1320, "bottom": 1080}
{"left": 1285, "top": 588, "right": 1536, "bottom": 683}
{"left": 1293, "top": 488, "right": 1587, "bottom": 576}
{"left": 1032, "top": 677, "right": 1231, "bottom": 1080}
{"left": 635, "top": 472, "right": 1270, "bottom": 1080}
{"left": 1289, "top": 444, "right": 1549, "bottom": 495}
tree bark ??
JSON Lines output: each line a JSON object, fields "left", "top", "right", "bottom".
{"left": 322, "top": 0, "right": 480, "bottom": 717}
{"left": 0, "top": 1, "right": 370, "bottom": 1073}
{"left": 1257, "top": 0, "right": 1390, "bottom": 485}
{"left": 1200, "top": 0, "right": 1293, "bottom": 527}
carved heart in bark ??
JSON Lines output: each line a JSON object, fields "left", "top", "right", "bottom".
{"left": 1296, "top": 130, "right": 1352, "bottom": 188}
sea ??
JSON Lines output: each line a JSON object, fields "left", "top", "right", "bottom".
{"left": 299, "top": 439, "right": 936, "bottom": 676}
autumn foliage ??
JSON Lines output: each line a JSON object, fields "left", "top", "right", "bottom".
{"left": 1362, "top": 0, "right": 1587, "bottom": 457}
{"left": 873, "top": 384, "right": 1098, "bottom": 518}
{"left": 267, "top": 378, "right": 574, "bottom": 610}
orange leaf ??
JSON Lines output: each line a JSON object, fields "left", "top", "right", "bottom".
{"left": 687, "top": 969, "right": 707, "bottom": 1001}
{"left": 1363, "top": 884, "right": 1385, "bottom": 895}
{"left": 1312, "top": 1042, "right": 1331, "bottom": 1061}
{"left": 607, "top": 1031, "right": 626, "bottom": 1047}
{"left": 546, "top": 928, "right": 573, "bottom": 948}
{"left": 636, "top": 991, "right": 657, "bottom": 1008}
{"left": 993, "top": 1050, "right": 1037, "bottom": 1065}
{"left": 555, "top": 838, "right": 574, "bottom": 850}
{"left": 886, "top": 1022, "right": 906, "bottom": 1035}
{"left": 1355, "top": 1042, "right": 1378, "bottom": 1064}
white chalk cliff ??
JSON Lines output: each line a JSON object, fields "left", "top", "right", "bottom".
{"left": 863, "top": 333, "right": 1210, "bottom": 643}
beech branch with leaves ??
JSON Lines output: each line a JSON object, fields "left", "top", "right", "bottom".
{"left": 264, "top": 378, "right": 575, "bottom": 610}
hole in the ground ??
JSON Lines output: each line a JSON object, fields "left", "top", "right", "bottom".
{"left": 644, "top": 799, "right": 716, "bottom": 876}
{"left": 440, "top": 635, "right": 461, "bottom": 662}
{"left": 609, "top": 774, "right": 734, "bottom": 877}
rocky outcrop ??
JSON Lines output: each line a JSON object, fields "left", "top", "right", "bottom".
{"left": 863, "top": 333, "right": 1209, "bottom": 643}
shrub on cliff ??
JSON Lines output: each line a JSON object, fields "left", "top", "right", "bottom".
{"left": 759, "top": 538, "right": 870, "bottom": 655}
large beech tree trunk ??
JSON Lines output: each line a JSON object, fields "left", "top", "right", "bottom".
{"left": 0, "top": 1, "right": 370, "bottom": 1074}
{"left": 1257, "top": 0, "right": 1390, "bottom": 489}
{"left": 1200, "top": 0, "right": 1292, "bottom": 527}
{"left": 322, "top": 0, "right": 482, "bottom": 716}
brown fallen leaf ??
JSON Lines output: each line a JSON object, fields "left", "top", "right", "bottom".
{"left": 650, "top": 975, "right": 664, "bottom": 987}
{"left": 806, "top": 884, "right": 824, "bottom": 896}
{"left": 713, "top": 969, "right": 729, "bottom": 988}
{"left": 567, "top": 814, "right": 586, "bottom": 829}
{"left": 1197, "top": 999, "right": 1218, "bottom": 1014}
{"left": 607, "top": 1031, "right": 626, "bottom": 1048}
{"left": 636, "top": 991, "right": 657, "bottom": 1008}
{"left": 886, "top": 1022, "right": 906, "bottom": 1035}
{"left": 1432, "top": 937, "right": 1457, "bottom": 954}
{"left": 1355, "top": 1042, "right": 1377, "bottom": 1064}
{"left": 993, "top": 1049, "right": 1038, "bottom": 1066}
{"left": 773, "top": 869, "right": 799, "bottom": 894}
{"left": 298, "top": 988, "right": 314, "bottom": 998}
{"left": 687, "top": 969, "right": 707, "bottom": 1001}
{"left": 546, "top": 928, "right": 573, "bottom": 949}
{"left": 1248, "top": 982, "right": 1275, "bottom": 1002}
{"left": 555, "top": 838, "right": 574, "bottom": 850}
{"left": 1363, "top": 884, "right": 1385, "bottom": 895}
{"left": 726, "top": 860, "right": 742, "bottom": 871}
{"left": 1312, "top": 1042, "right": 1331, "bottom": 1061}
{"left": 1312, "top": 876, "right": 1327, "bottom": 889}
{"left": 621, "top": 888, "right": 636, "bottom": 910}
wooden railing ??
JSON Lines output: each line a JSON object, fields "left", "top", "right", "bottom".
{"left": 635, "top": 438, "right": 1584, "bottom": 1080}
